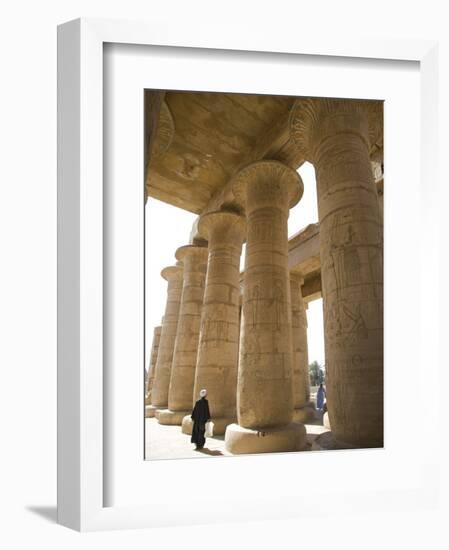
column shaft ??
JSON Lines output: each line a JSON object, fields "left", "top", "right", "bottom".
{"left": 150, "top": 265, "right": 183, "bottom": 409}
{"left": 158, "top": 246, "right": 208, "bottom": 424}
{"left": 145, "top": 325, "right": 162, "bottom": 412}
{"left": 224, "top": 160, "right": 307, "bottom": 454}
{"left": 290, "top": 274, "right": 311, "bottom": 422}
{"left": 291, "top": 99, "right": 383, "bottom": 448}
{"left": 187, "top": 210, "right": 245, "bottom": 435}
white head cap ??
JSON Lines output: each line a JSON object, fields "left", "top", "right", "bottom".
{"left": 199, "top": 389, "right": 207, "bottom": 398}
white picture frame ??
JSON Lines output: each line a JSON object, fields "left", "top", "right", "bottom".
{"left": 57, "top": 17, "right": 442, "bottom": 531}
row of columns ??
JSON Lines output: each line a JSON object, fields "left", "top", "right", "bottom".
{"left": 144, "top": 325, "right": 161, "bottom": 407}
{"left": 146, "top": 161, "right": 311, "bottom": 453}
{"left": 157, "top": 245, "right": 208, "bottom": 424}
{"left": 147, "top": 98, "right": 383, "bottom": 452}
{"left": 146, "top": 264, "right": 183, "bottom": 417}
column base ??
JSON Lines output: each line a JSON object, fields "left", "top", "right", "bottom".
{"left": 224, "top": 422, "right": 307, "bottom": 455}
{"left": 293, "top": 406, "right": 316, "bottom": 424}
{"left": 157, "top": 409, "right": 188, "bottom": 425}
{"left": 312, "top": 430, "right": 383, "bottom": 450}
{"left": 312, "top": 431, "right": 356, "bottom": 451}
{"left": 181, "top": 415, "right": 236, "bottom": 436}
{"left": 145, "top": 405, "right": 161, "bottom": 418}
{"left": 153, "top": 407, "right": 167, "bottom": 420}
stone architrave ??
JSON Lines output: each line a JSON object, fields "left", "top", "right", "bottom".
{"left": 291, "top": 98, "right": 384, "bottom": 448}
{"left": 224, "top": 160, "right": 307, "bottom": 454}
{"left": 148, "top": 264, "right": 184, "bottom": 414}
{"left": 181, "top": 209, "right": 246, "bottom": 436}
{"left": 144, "top": 94, "right": 174, "bottom": 202}
{"left": 290, "top": 274, "right": 314, "bottom": 423}
{"left": 158, "top": 245, "right": 208, "bottom": 425}
{"left": 145, "top": 325, "right": 162, "bottom": 417}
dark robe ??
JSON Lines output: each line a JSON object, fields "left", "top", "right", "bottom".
{"left": 190, "top": 397, "right": 211, "bottom": 448}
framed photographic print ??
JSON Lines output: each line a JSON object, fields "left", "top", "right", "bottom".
{"left": 57, "top": 17, "right": 441, "bottom": 531}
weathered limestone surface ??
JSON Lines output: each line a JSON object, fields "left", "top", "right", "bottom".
{"left": 144, "top": 93, "right": 174, "bottom": 202}
{"left": 158, "top": 245, "right": 208, "bottom": 425}
{"left": 145, "top": 326, "right": 162, "bottom": 418}
{"left": 225, "top": 422, "right": 306, "bottom": 454}
{"left": 224, "top": 160, "right": 307, "bottom": 454}
{"left": 144, "top": 94, "right": 384, "bottom": 455}
{"left": 183, "top": 209, "right": 246, "bottom": 436}
{"left": 303, "top": 302, "right": 312, "bottom": 403}
{"left": 291, "top": 98, "right": 384, "bottom": 448}
{"left": 150, "top": 264, "right": 184, "bottom": 410}
{"left": 290, "top": 274, "right": 314, "bottom": 423}
{"left": 146, "top": 92, "right": 303, "bottom": 214}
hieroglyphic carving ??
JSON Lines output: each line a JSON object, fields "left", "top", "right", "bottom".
{"left": 271, "top": 279, "right": 284, "bottom": 331}
{"left": 151, "top": 101, "right": 175, "bottom": 159}
{"left": 191, "top": 209, "right": 246, "bottom": 429}
{"left": 165, "top": 245, "right": 208, "bottom": 417}
{"left": 229, "top": 161, "right": 303, "bottom": 431}
{"left": 290, "top": 98, "right": 384, "bottom": 448}
{"left": 150, "top": 265, "right": 184, "bottom": 408}
{"left": 289, "top": 98, "right": 383, "bottom": 162}
{"left": 250, "top": 284, "right": 261, "bottom": 328}
{"left": 232, "top": 160, "right": 303, "bottom": 210}
{"left": 290, "top": 274, "right": 309, "bottom": 411}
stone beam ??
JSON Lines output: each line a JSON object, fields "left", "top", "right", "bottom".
{"left": 288, "top": 223, "right": 320, "bottom": 275}
{"left": 188, "top": 110, "right": 307, "bottom": 231}
{"left": 301, "top": 272, "right": 322, "bottom": 302}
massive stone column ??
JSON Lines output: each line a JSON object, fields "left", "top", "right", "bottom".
{"left": 182, "top": 209, "right": 246, "bottom": 436}
{"left": 303, "top": 302, "right": 313, "bottom": 408}
{"left": 158, "top": 245, "right": 208, "bottom": 425}
{"left": 148, "top": 264, "right": 184, "bottom": 414}
{"left": 290, "top": 274, "right": 314, "bottom": 423}
{"left": 291, "top": 98, "right": 383, "bottom": 448}
{"left": 224, "top": 160, "right": 307, "bottom": 454}
{"left": 145, "top": 325, "right": 162, "bottom": 417}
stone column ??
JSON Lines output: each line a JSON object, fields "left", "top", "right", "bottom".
{"left": 290, "top": 274, "right": 314, "bottom": 423}
{"left": 182, "top": 209, "right": 246, "bottom": 436}
{"left": 158, "top": 245, "right": 208, "bottom": 425}
{"left": 303, "top": 302, "right": 313, "bottom": 408}
{"left": 145, "top": 325, "right": 162, "bottom": 417}
{"left": 224, "top": 160, "right": 307, "bottom": 454}
{"left": 148, "top": 264, "right": 184, "bottom": 414}
{"left": 291, "top": 98, "right": 383, "bottom": 448}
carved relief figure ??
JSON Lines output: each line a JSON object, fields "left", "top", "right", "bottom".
{"left": 342, "top": 303, "right": 369, "bottom": 341}
{"left": 271, "top": 280, "right": 284, "bottom": 331}
{"left": 251, "top": 284, "right": 261, "bottom": 327}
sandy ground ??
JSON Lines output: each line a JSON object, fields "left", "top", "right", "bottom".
{"left": 144, "top": 415, "right": 328, "bottom": 461}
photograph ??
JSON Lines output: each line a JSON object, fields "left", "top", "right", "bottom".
{"left": 143, "top": 91, "right": 384, "bottom": 459}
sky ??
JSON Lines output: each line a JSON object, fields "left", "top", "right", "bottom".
{"left": 145, "top": 161, "right": 325, "bottom": 369}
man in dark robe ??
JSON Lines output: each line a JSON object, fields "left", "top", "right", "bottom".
{"left": 190, "top": 389, "right": 211, "bottom": 449}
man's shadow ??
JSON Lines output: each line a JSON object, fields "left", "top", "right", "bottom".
{"left": 195, "top": 447, "right": 224, "bottom": 456}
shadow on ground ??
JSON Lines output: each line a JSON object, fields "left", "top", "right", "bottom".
{"left": 26, "top": 506, "right": 57, "bottom": 523}
{"left": 195, "top": 448, "right": 224, "bottom": 456}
